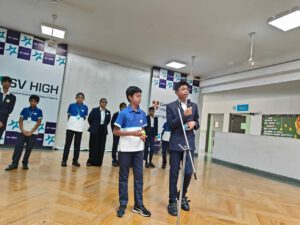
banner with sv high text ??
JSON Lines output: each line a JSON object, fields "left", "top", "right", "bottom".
{"left": 0, "top": 27, "right": 67, "bottom": 147}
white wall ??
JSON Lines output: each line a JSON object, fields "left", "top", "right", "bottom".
{"left": 54, "top": 53, "right": 151, "bottom": 150}
{"left": 199, "top": 80, "right": 300, "bottom": 154}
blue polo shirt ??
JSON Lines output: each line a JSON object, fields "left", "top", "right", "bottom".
{"left": 115, "top": 105, "right": 147, "bottom": 152}
{"left": 66, "top": 103, "right": 88, "bottom": 132}
{"left": 67, "top": 103, "right": 88, "bottom": 118}
{"left": 20, "top": 106, "right": 43, "bottom": 134}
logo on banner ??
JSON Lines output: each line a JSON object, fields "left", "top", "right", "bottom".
{"left": 32, "top": 51, "right": 43, "bottom": 61}
{"left": 45, "top": 135, "right": 55, "bottom": 145}
{"left": 20, "top": 36, "right": 32, "bottom": 47}
{"left": 6, "top": 45, "right": 18, "bottom": 55}
{"left": 56, "top": 56, "right": 66, "bottom": 65}
{"left": 38, "top": 124, "right": 45, "bottom": 133}
{"left": 0, "top": 32, "right": 5, "bottom": 41}
{"left": 8, "top": 120, "right": 19, "bottom": 130}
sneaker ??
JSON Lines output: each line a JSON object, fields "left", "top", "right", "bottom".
{"left": 149, "top": 162, "right": 155, "bottom": 168}
{"left": 5, "top": 164, "right": 18, "bottom": 171}
{"left": 132, "top": 205, "right": 151, "bottom": 217}
{"left": 167, "top": 201, "right": 178, "bottom": 216}
{"left": 72, "top": 161, "right": 80, "bottom": 167}
{"left": 61, "top": 161, "right": 67, "bottom": 167}
{"left": 22, "top": 164, "right": 29, "bottom": 170}
{"left": 112, "top": 162, "right": 118, "bottom": 167}
{"left": 117, "top": 205, "right": 126, "bottom": 217}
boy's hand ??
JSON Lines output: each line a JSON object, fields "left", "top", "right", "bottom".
{"left": 184, "top": 108, "right": 192, "bottom": 117}
{"left": 187, "top": 121, "right": 196, "bottom": 130}
{"left": 140, "top": 135, "right": 147, "bottom": 142}
{"left": 0, "top": 121, "right": 3, "bottom": 128}
{"left": 133, "top": 130, "right": 143, "bottom": 137}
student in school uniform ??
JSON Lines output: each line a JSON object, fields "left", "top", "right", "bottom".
{"left": 87, "top": 98, "right": 111, "bottom": 167}
{"left": 0, "top": 76, "right": 16, "bottom": 140}
{"left": 110, "top": 102, "right": 127, "bottom": 167}
{"left": 161, "top": 121, "right": 171, "bottom": 169}
{"left": 113, "top": 86, "right": 151, "bottom": 218}
{"left": 144, "top": 107, "right": 158, "bottom": 168}
{"left": 5, "top": 95, "right": 42, "bottom": 171}
{"left": 61, "top": 92, "right": 88, "bottom": 167}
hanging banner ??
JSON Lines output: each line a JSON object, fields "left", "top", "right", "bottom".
{"left": 150, "top": 67, "right": 200, "bottom": 142}
{"left": 0, "top": 27, "right": 67, "bottom": 147}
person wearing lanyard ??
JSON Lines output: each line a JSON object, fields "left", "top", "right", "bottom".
{"left": 5, "top": 95, "right": 43, "bottom": 171}
{"left": 0, "top": 76, "right": 16, "bottom": 140}
{"left": 161, "top": 121, "right": 171, "bottom": 169}
{"left": 61, "top": 92, "right": 88, "bottom": 167}
{"left": 86, "top": 98, "right": 111, "bottom": 167}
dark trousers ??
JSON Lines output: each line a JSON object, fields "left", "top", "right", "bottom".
{"left": 11, "top": 133, "right": 36, "bottom": 166}
{"left": 162, "top": 140, "right": 169, "bottom": 166}
{"left": 62, "top": 129, "right": 82, "bottom": 163}
{"left": 169, "top": 150, "right": 194, "bottom": 202}
{"left": 144, "top": 129, "right": 155, "bottom": 163}
{"left": 112, "top": 135, "right": 120, "bottom": 163}
{"left": 119, "top": 151, "right": 144, "bottom": 207}
{"left": 87, "top": 125, "right": 107, "bottom": 166}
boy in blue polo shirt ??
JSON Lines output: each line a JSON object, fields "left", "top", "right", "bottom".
{"left": 5, "top": 95, "right": 43, "bottom": 171}
{"left": 113, "top": 86, "right": 151, "bottom": 218}
{"left": 61, "top": 92, "right": 88, "bottom": 167}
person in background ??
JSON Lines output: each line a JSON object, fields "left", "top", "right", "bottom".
{"left": 161, "top": 121, "right": 171, "bottom": 169}
{"left": 87, "top": 98, "right": 111, "bottom": 167}
{"left": 5, "top": 95, "right": 42, "bottom": 171}
{"left": 111, "top": 102, "right": 127, "bottom": 167}
{"left": 144, "top": 107, "right": 158, "bottom": 168}
{"left": 61, "top": 92, "right": 88, "bottom": 167}
{"left": 0, "top": 76, "right": 16, "bottom": 140}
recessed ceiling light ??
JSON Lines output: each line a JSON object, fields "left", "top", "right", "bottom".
{"left": 41, "top": 25, "right": 53, "bottom": 36}
{"left": 268, "top": 7, "right": 300, "bottom": 31}
{"left": 165, "top": 61, "right": 187, "bottom": 69}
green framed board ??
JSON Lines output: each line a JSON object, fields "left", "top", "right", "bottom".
{"left": 262, "top": 114, "right": 300, "bottom": 139}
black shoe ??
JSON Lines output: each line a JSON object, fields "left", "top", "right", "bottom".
{"left": 145, "top": 162, "right": 150, "bottom": 168}
{"left": 117, "top": 205, "right": 126, "bottom": 217}
{"left": 177, "top": 192, "right": 190, "bottom": 211}
{"left": 149, "top": 162, "right": 155, "bottom": 168}
{"left": 112, "top": 162, "right": 118, "bottom": 167}
{"left": 162, "top": 164, "right": 166, "bottom": 169}
{"left": 86, "top": 162, "right": 92, "bottom": 167}
{"left": 167, "top": 201, "right": 178, "bottom": 216}
{"left": 61, "top": 161, "right": 67, "bottom": 167}
{"left": 72, "top": 162, "right": 80, "bottom": 167}
{"left": 5, "top": 164, "right": 18, "bottom": 171}
{"left": 22, "top": 164, "right": 29, "bottom": 170}
{"left": 132, "top": 205, "right": 151, "bottom": 217}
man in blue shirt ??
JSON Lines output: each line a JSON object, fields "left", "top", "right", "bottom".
{"left": 113, "top": 86, "right": 151, "bottom": 218}
{"left": 5, "top": 95, "right": 43, "bottom": 171}
{"left": 61, "top": 92, "right": 88, "bottom": 167}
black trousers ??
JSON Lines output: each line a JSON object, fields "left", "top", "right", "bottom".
{"left": 87, "top": 125, "right": 107, "bottom": 166}
{"left": 162, "top": 140, "right": 169, "bottom": 166}
{"left": 169, "top": 150, "right": 194, "bottom": 202}
{"left": 11, "top": 133, "right": 36, "bottom": 166}
{"left": 62, "top": 129, "right": 82, "bottom": 163}
{"left": 112, "top": 135, "right": 120, "bottom": 163}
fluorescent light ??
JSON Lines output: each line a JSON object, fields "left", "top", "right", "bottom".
{"left": 165, "top": 61, "right": 187, "bottom": 69}
{"left": 41, "top": 24, "right": 66, "bottom": 39}
{"left": 268, "top": 7, "right": 300, "bottom": 31}
{"left": 41, "top": 25, "right": 53, "bottom": 36}
{"left": 53, "top": 28, "right": 65, "bottom": 39}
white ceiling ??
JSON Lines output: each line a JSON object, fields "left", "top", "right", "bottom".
{"left": 1, "top": 0, "right": 300, "bottom": 79}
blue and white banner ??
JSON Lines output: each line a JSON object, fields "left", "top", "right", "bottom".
{"left": 0, "top": 27, "right": 67, "bottom": 147}
{"left": 150, "top": 67, "right": 200, "bottom": 142}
